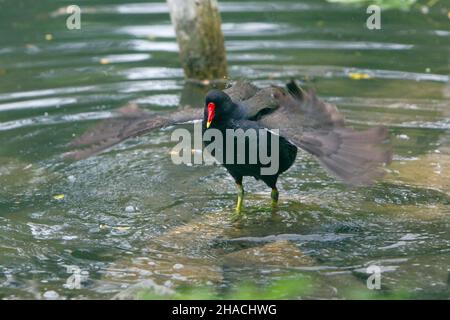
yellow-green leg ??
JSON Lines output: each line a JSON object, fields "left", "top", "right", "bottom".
{"left": 236, "top": 183, "right": 244, "bottom": 214}
{"left": 271, "top": 188, "right": 279, "bottom": 208}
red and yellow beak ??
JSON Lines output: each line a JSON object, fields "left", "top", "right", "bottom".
{"left": 206, "top": 102, "right": 215, "bottom": 129}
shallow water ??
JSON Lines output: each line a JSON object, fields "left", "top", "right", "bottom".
{"left": 0, "top": 0, "right": 449, "bottom": 299}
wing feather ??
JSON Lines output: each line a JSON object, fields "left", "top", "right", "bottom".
{"left": 259, "top": 80, "right": 392, "bottom": 185}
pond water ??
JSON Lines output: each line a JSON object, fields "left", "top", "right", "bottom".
{"left": 0, "top": 0, "right": 449, "bottom": 299}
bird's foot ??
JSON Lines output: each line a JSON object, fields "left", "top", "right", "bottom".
{"left": 235, "top": 184, "right": 244, "bottom": 213}
{"left": 271, "top": 188, "right": 279, "bottom": 208}
{"left": 230, "top": 210, "right": 243, "bottom": 222}
{"left": 231, "top": 183, "right": 245, "bottom": 219}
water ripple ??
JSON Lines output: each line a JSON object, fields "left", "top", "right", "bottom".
{"left": 0, "top": 111, "right": 114, "bottom": 131}
{"left": 226, "top": 233, "right": 354, "bottom": 243}
{"left": 0, "top": 97, "right": 77, "bottom": 112}
{"left": 227, "top": 40, "right": 414, "bottom": 51}
{"left": 117, "top": 23, "right": 296, "bottom": 38}
{"left": 231, "top": 65, "right": 449, "bottom": 83}
{"left": 52, "top": 2, "right": 319, "bottom": 15}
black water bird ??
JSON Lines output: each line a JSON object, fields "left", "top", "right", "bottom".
{"left": 202, "top": 89, "right": 297, "bottom": 212}
{"left": 67, "top": 80, "right": 392, "bottom": 213}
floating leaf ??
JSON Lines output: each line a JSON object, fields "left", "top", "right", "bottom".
{"left": 348, "top": 72, "right": 372, "bottom": 80}
{"left": 53, "top": 194, "right": 65, "bottom": 200}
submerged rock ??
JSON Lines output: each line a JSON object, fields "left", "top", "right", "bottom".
{"left": 387, "top": 153, "right": 450, "bottom": 196}
{"left": 103, "top": 212, "right": 231, "bottom": 290}
{"left": 103, "top": 211, "right": 318, "bottom": 298}
{"left": 113, "top": 279, "right": 175, "bottom": 300}
{"left": 223, "top": 240, "right": 315, "bottom": 268}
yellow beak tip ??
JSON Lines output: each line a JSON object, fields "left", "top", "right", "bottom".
{"left": 206, "top": 121, "right": 211, "bottom": 129}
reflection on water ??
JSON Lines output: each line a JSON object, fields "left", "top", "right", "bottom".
{"left": 0, "top": 0, "right": 449, "bottom": 299}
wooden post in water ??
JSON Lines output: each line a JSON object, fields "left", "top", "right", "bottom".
{"left": 166, "top": 0, "right": 228, "bottom": 82}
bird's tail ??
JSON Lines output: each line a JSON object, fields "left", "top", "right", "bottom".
{"left": 296, "top": 126, "right": 392, "bottom": 186}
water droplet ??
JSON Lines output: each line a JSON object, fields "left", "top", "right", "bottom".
{"left": 43, "top": 290, "right": 59, "bottom": 300}
{"left": 173, "top": 263, "right": 184, "bottom": 270}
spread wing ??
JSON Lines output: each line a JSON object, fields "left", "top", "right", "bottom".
{"left": 65, "top": 104, "right": 186, "bottom": 160}
{"left": 65, "top": 81, "right": 259, "bottom": 159}
{"left": 65, "top": 79, "right": 392, "bottom": 186}
{"left": 259, "top": 81, "right": 392, "bottom": 185}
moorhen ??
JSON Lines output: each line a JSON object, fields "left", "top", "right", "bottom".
{"left": 67, "top": 80, "right": 392, "bottom": 213}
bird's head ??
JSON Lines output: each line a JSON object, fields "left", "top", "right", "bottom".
{"left": 204, "top": 89, "right": 234, "bottom": 129}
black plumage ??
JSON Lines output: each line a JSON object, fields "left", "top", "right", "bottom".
{"left": 202, "top": 89, "right": 297, "bottom": 211}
